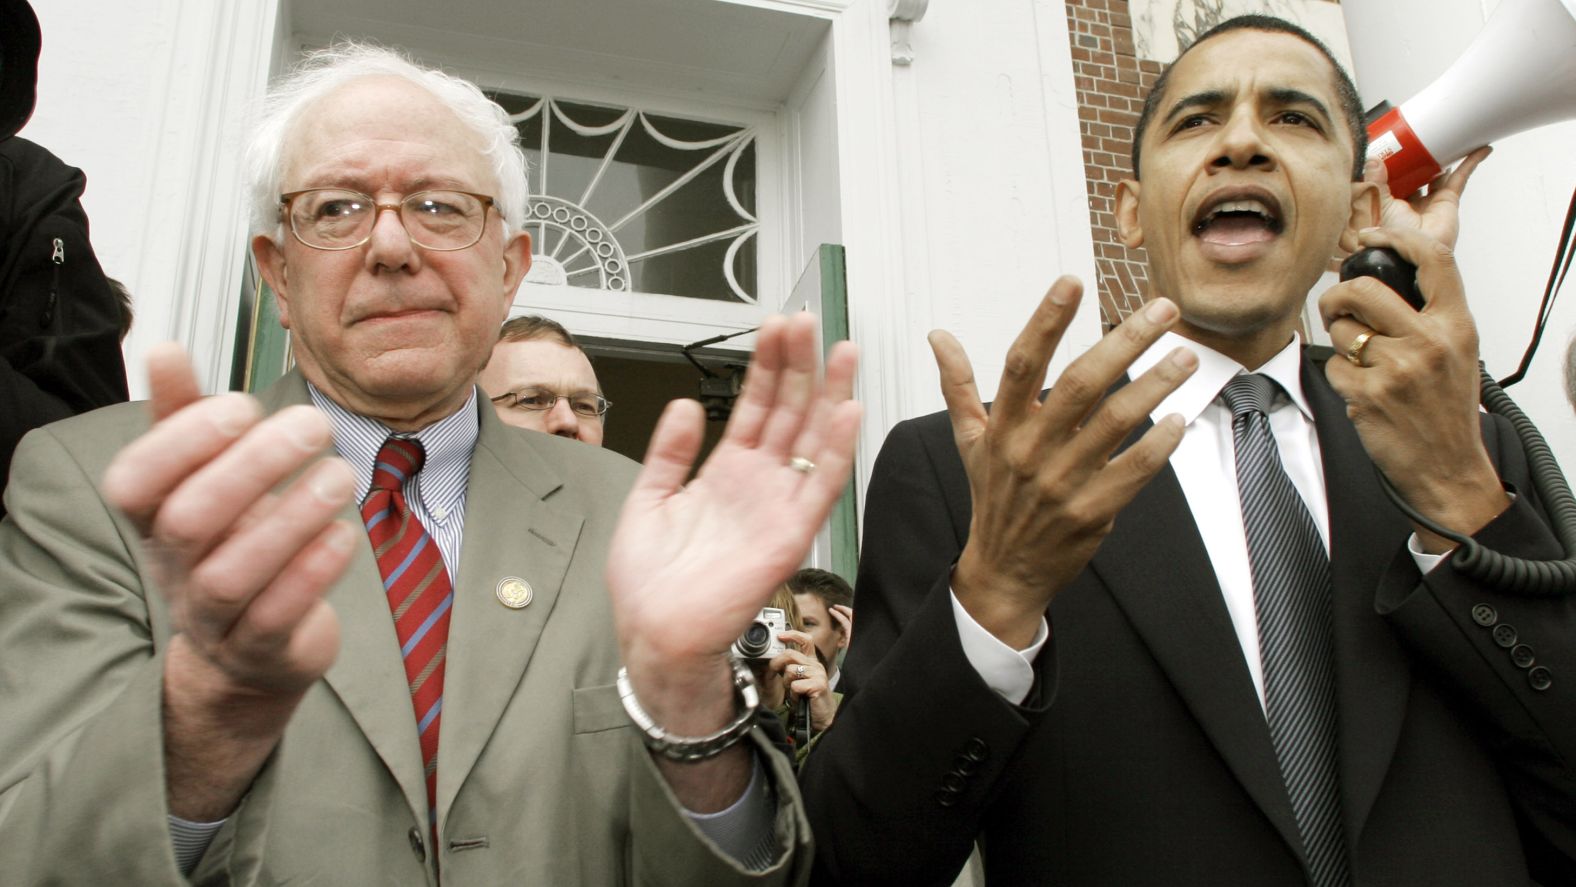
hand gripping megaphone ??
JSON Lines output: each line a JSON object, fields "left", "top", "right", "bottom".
{"left": 1349, "top": 0, "right": 1576, "bottom": 598}
{"left": 1367, "top": 0, "right": 1576, "bottom": 196}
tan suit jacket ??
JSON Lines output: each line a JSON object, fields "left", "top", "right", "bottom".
{"left": 0, "top": 371, "right": 810, "bottom": 885}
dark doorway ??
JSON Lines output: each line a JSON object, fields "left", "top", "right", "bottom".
{"left": 583, "top": 341, "right": 749, "bottom": 470}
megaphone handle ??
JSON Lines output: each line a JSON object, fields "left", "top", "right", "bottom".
{"left": 1340, "top": 247, "right": 1425, "bottom": 310}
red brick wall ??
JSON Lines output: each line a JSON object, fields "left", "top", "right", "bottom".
{"left": 1064, "top": 1, "right": 1341, "bottom": 328}
{"left": 1065, "top": 0, "right": 1162, "bottom": 327}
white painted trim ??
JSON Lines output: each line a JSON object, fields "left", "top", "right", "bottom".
{"left": 515, "top": 282, "right": 766, "bottom": 347}
{"left": 827, "top": 0, "right": 1103, "bottom": 524}
{"left": 719, "top": 0, "right": 853, "bottom": 15}
{"left": 825, "top": 0, "right": 914, "bottom": 509}
{"left": 289, "top": 2, "right": 834, "bottom": 111}
{"left": 122, "top": 0, "right": 280, "bottom": 397}
{"left": 885, "top": 19, "right": 935, "bottom": 412}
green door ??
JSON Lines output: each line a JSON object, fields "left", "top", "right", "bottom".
{"left": 230, "top": 253, "right": 292, "bottom": 393}
{"left": 783, "top": 244, "right": 857, "bottom": 585}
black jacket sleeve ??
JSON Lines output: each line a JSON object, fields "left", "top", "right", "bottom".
{"left": 800, "top": 413, "right": 1052, "bottom": 886}
{"left": 0, "top": 137, "right": 129, "bottom": 512}
{"left": 1377, "top": 412, "right": 1576, "bottom": 881}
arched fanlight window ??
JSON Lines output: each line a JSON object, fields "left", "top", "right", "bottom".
{"left": 494, "top": 93, "right": 758, "bottom": 305}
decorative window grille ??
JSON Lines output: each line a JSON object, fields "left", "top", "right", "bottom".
{"left": 493, "top": 93, "right": 759, "bottom": 304}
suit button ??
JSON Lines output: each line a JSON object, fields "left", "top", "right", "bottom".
{"left": 934, "top": 789, "right": 958, "bottom": 808}
{"left": 962, "top": 737, "right": 989, "bottom": 759}
{"left": 1529, "top": 666, "right": 1554, "bottom": 692}
{"left": 1511, "top": 644, "right": 1536, "bottom": 669}
{"left": 1471, "top": 604, "right": 1498, "bottom": 626}
{"left": 409, "top": 827, "right": 426, "bottom": 863}
{"left": 1493, "top": 624, "right": 1518, "bottom": 648}
{"left": 940, "top": 772, "right": 966, "bottom": 793}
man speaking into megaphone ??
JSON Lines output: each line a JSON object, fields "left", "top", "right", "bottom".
{"left": 801, "top": 14, "right": 1575, "bottom": 887}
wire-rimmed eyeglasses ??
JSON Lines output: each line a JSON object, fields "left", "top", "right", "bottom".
{"left": 279, "top": 188, "right": 497, "bottom": 251}
{"left": 489, "top": 387, "right": 611, "bottom": 420}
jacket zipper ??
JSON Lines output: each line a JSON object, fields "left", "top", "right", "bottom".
{"left": 42, "top": 237, "right": 64, "bottom": 327}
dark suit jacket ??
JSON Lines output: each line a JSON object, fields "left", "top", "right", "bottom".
{"left": 801, "top": 354, "right": 1576, "bottom": 886}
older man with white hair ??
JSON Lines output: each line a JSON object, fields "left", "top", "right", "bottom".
{"left": 0, "top": 44, "right": 856, "bottom": 885}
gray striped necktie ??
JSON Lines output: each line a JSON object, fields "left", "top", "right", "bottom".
{"left": 1221, "top": 373, "right": 1350, "bottom": 887}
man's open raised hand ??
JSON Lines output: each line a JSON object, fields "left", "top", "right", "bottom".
{"left": 606, "top": 312, "right": 860, "bottom": 809}
{"left": 937, "top": 278, "right": 1197, "bottom": 648}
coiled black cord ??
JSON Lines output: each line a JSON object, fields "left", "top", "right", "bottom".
{"left": 1378, "top": 366, "right": 1576, "bottom": 595}
{"left": 1353, "top": 179, "right": 1576, "bottom": 595}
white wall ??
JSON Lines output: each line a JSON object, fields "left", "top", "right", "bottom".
{"left": 1343, "top": 0, "right": 1576, "bottom": 466}
{"left": 876, "top": 0, "right": 1100, "bottom": 422}
{"left": 1132, "top": 0, "right": 1355, "bottom": 71}
{"left": 26, "top": 0, "right": 279, "bottom": 398}
{"left": 27, "top": 0, "right": 181, "bottom": 389}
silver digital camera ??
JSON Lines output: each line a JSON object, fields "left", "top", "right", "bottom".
{"left": 732, "top": 607, "right": 788, "bottom": 660}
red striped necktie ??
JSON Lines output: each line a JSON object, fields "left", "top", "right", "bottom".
{"left": 361, "top": 436, "right": 452, "bottom": 832}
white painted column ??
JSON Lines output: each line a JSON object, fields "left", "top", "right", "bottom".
{"left": 833, "top": 0, "right": 1101, "bottom": 505}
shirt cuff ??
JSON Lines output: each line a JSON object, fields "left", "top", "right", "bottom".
{"left": 169, "top": 814, "right": 226, "bottom": 874}
{"left": 683, "top": 754, "right": 778, "bottom": 871}
{"left": 1405, "top": 488, "right": 1520, "bottom": 574}
{"left": 1406, "top": 533, "right": 1448, "bottom": 575}
{"left": 950, "top": 587, "right": 1049, "bottom": 705}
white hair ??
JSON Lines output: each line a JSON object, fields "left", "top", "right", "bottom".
{"left": 244, "top": 42, "right": 529, "bottom": 239}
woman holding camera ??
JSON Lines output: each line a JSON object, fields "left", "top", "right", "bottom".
{"left": 741, "top": 587, "right": 841, "bottom": 767}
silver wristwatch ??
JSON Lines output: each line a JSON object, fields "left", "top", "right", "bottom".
{"left": 616, "top": 658, "right": 760, "bottom": 763}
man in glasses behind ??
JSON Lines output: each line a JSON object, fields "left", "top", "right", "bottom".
{"left": 480, "top": 314, "right": 608, "bottom": 446}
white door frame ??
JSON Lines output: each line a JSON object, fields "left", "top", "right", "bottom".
{"left": 156, "top": 0, "right": 941, "bottom": 518}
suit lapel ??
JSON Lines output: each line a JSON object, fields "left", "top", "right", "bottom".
{"left": 1301, "top": 357, "right": 1413, "bottom": 847}
{"left": 435, "top": 405, "right": 585, "bottom": 821}
{"left": 258, "top": 373, "right": 429, "bottom": 823}
{"left": 1087, "top": 436, "right": 1307, "bottom": 863}
{"left": 322, "top": 516, "right": 432, "bottom": 820}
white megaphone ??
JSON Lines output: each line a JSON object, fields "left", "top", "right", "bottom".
{"left": 1368, "top": 0, "right": 1576, "bottom": 196}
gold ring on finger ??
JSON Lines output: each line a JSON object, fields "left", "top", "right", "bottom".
{"left": 1346, "top": 330, "right": 1376, "bottom": 367}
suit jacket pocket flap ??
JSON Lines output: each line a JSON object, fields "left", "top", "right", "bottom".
{"left": 572, "top": 683, "right": 629, "bottom": 734}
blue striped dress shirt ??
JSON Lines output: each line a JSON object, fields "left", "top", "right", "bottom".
{"left": 308, "top": 383, "right": 476, "bottom": 580}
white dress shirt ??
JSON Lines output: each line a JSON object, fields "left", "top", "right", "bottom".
{"left": 1131, "top": 332, "right": 1327, "bottom": 709}
{"left": 954, "top": 331, "right": 1442, "bottom": 708}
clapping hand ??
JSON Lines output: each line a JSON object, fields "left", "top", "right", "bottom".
{"left": 102, "top": 344, "right": 352, "bottom": 700}
{"left": 100, "top": 344, "right": 355, "bottom": 819}
{"left": 606, "top": 313, "right": 860, "bottom": 739}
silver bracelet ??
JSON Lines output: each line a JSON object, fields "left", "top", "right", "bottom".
{"left": 616, "top": 658, "right": 760, "bottom": 763}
